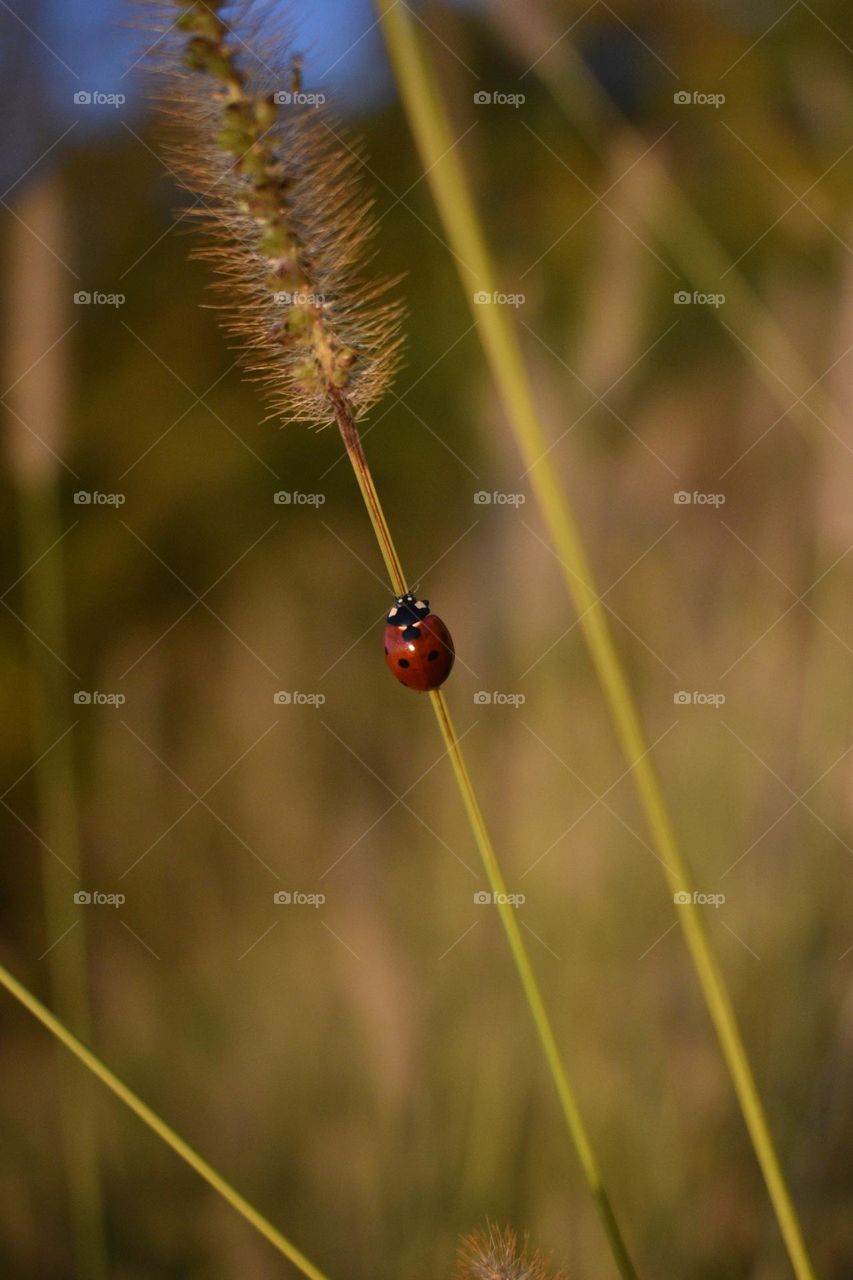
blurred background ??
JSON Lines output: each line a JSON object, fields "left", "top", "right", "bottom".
{"left": 2, "top": 0, "right": 853, "bottom": 1276}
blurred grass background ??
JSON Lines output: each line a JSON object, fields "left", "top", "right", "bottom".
{"left": 2, "top": 0, "right": 853, "bottom": 1276}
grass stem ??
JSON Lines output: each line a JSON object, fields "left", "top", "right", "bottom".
{"left": 161, "top": 9, "right": 636, "bottom": 1271}
{"left": 332, "top": 395, "right": 638, "bottom": 1279}
{"left": 372, "top": 5, "right": 816, "bottom": 1277}
{"left": 6, "top": 173, "right": 108, "bottom": 1280}
{"left": 0, "top": 962, "right": 332, "bottom": 1280}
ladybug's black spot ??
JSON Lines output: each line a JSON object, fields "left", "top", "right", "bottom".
{"left": 427, "top": 650, "right": 439, "bottom": 661}
{"left": 384, "top": 646, "right": 388, "bottom": 655}
{"left": 398, "top": 658, "right": 410, "bottom": 668}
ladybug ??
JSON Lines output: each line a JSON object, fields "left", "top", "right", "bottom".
{"left": 384, "top": 593, "right": 455, "bottom": 691}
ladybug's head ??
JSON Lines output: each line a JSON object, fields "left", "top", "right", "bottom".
{"left": 387, "top": 593, "right": 429, "bottom": 627}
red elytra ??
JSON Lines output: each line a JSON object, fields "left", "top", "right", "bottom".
{"left": 383, "top": 594, "right": 455, "bottom": 691}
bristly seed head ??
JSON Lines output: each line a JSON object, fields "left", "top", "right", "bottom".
{"left": 455, "top": 1226, "right": 564, "bottom": 1280}
{"left": 144, "top": 0, "right": 404, "bottom": 426}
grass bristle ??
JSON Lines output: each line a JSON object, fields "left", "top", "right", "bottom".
{"left": 456, "top": 1226, "right": 564, "bottom": 1280}
{"left": 140, "top": 0, "right": 404, "bottom": 426}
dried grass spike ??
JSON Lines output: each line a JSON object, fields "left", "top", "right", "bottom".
{"left": 145, "top": 0, "right": 403, "bottom": 426}
{"left": 455, "top": 1225, "right": 564, "bottom": 1280}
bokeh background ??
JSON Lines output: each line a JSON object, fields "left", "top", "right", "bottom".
{"left": 2, "top": 1, "right": 853, "bottom": 1277}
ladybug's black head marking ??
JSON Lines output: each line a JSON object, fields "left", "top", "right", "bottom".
{"left": 386, "top": 592, "right": 429, "bottom": 628}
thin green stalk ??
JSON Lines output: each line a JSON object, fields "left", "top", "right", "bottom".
{"left": 6, "top": 173, "right": 108, "bottom": 1280}
{"left": 333, "top": 393, "right": 637, "bottom": 1280}
{"left": 429, "top": 690, "right": 633, "bottom": 1279}
{"left": 372, "top": 5, "right": 816, "bottom": 1278}
{"left": 17, "top": 480, "right": 109, "bottom": 1280}
{"left": 161, "top": 8, "right": 635, "bottom": 1271}
{"left": 330, "top": 388, "right": 407, "bottom": 590}
{"left": 0, "top": 963, "right": 331, "bottom": 1280}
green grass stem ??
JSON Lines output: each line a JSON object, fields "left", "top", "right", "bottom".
{"left": 0, "top": 962, "right": 332, "bottom": 1280}
{"left": 6, "top": 174, "right": 108, "bottom": 1280}
{"left": 334, "top": 393, "right": 638, "bottom": 1279}
{"left": 372, "top": 6, "right": 816, "bottom": 1277}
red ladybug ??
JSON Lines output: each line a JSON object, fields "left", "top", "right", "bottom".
{"left": 384, "top": 593, "right": 455, "bottom": 691}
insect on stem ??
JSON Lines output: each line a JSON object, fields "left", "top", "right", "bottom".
{"left": 153, "top": 5, "right": 640, "bottom": 1271}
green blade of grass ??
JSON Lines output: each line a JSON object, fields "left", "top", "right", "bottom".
{"left": 0, "top": 962, "right": 332, "bottom": 1280}
{"left": 15, "top": 478, "right": 109, "bottom": 1280}
{"left": 6, "top": 174, "right": 108, "bottom": 1280}
{"left": 429, "top": 688, "right": 635, "bottom": 1280}
{"left": 335, "top": 396, "right": 638, "bottom": 1280}
{"left": 372, "top": 5, "right": 816, "bottom": 1278}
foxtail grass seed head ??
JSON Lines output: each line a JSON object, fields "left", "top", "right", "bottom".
{"left": 455, "top": 1226, "right": 563, "bottom": 1280}
{"left": 144, "top": 0, "right": 403, "bottom": 426}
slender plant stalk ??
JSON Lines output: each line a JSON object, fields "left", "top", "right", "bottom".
{"left": 334, "top": 394, "right": 637, "bottom": 1279}
{"left": 0, "top": 963, "right": 331, "bottom": 1280}
{"left": 16, "top": 483, "right": 110, "bottom": 1280}
{"left": 372, "top": 5, "right": 816, "bottom": 1279}
{"left": 155, "top": 6, "right": 638, "bottom": 1274}
{"left": 330, "top": 388, "right": 407, "bottom": 588}
{"left": 5, "top": 174, "right": 108, "bottom": 1280}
